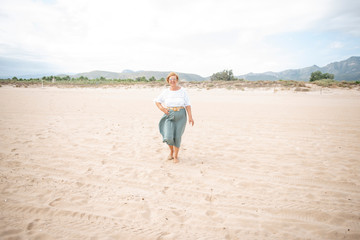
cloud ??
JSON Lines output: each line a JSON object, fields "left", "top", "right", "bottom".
{"left": 330, "top": 41, "right": 344, "bottom": 49}
{"left": 0, "top": 56, "right": 62, "bottom": 78}
{"left": 0, "top": 0, "right": 360, "bottom": 76}
{"left": 323, "top": 0, "right": 360, "bottom": 35}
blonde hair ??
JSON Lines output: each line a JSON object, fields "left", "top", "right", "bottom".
{"left": 166, "top": 72, "right": 179, "bottom": 83}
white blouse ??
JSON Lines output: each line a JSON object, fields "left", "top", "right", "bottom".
{"left": 154, "top": 88, "right": 191, "bottom": 107}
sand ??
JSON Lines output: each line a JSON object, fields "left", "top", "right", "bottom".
{"left": 0, "top": 86, "right": 359, "bottom": 240}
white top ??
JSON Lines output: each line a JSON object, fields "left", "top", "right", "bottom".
{"left": 154, "top": 88, "right": 191, "bottom": 107}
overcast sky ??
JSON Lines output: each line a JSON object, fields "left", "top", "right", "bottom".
{"left": 0, "top": 0, "right": 360, "bottom": 77}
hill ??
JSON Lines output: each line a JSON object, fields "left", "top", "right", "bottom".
{"left": 237, "top": 56, "right": 360, "bottom": 81}
{"left": 71, "top": 70, "right": 206, "bottom": 82}
{"left": 8, "top": 56, "right": 358, "bottom": 82}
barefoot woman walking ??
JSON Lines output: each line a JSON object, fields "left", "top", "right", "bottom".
{"left": 154, "top": 72, "right": 194, "bottom": 163}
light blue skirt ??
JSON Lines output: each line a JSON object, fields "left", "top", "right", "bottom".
{"left": 159, "top": 109, "right": 187, "bottom": 148}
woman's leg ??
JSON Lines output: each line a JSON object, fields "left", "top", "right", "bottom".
{"left": 173, "top": 146, "right": 180, "bottom": 163}
{"left": 168, "top": 144, "right": 174, "bottom": 160}
{"left": 172, "top": 109, "right": 186, "bottom": 163}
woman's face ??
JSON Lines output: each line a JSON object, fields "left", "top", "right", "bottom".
{"left": 168, "top": 76, "right": 178, "bottom": 86}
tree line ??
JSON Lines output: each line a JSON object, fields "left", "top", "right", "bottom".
{"left": 1, "top": 70, "right": 342, "bottom": 82}
{"left": 210, "top": 70, "right": 336, "bottom": 82}
{"left": 210, "top": 70, "right": 239, "bottom": 81}
{"left": 7, "top": 76, "right": 165, "bottom": 82}
{"left": 309, "top": 71, "right": 334, "bottom": 82}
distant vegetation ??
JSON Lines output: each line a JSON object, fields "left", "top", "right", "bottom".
{"left": 210, "top": 69, "right": 239, "bottom": 81}
{"left": 1, "top": 71, "right": 359, "bottom": 90}
{"left": 0, "top": 75, "right": 166, "bottom": 88}
{"left": 310, "top": 71, "right": 335, "bottom": 82}
{"left": 237, "top": 56, "right": 360, "bottom": 81}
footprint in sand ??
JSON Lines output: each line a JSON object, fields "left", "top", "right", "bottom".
{"left": 76, "top": 181, "right": 85, "bottom": 187}
{"left": 27, "top": 219, "right": 40, "bottom": 230}
{"left": 0, "top": 229, "right": 23, "bottom": 238}
{"left": 70, "top": 195, "right": 89, "bottom": 205}
{"left": 171, "top": 210, "right": 188, "bottom": 223}
{"left": 205, "top": 210, "right": 216, "bottom": 217}
{"left": 161, "top": 186, "right": 169, "bottom": 194}
{"left": 49, "top": 198, "right": 62, "bottom": 207}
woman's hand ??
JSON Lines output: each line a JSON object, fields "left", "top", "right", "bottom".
{"left": 156, "top": 102, "right": 169, "bottom": 115}
{"left": 185, "top": 105, "right": 194, "bottom": 126}
{"left": 189, "top": 117, "right": 194, "bottom": 126}
{"left": 162, "top": 107, "right": 169, "bottom": 115}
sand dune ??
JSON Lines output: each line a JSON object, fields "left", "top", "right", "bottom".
{"left": 0, "top": 86, "right": 359, "bottom": 240}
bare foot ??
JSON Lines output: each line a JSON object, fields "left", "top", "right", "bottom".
{"left": 167, "top": 154, "right": 174, "bottom": 160}
{"left": 173, "top": 157, "right": 179, "bottom": 163}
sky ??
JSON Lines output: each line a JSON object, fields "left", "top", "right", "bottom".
{"left": 0, "top": 0, "right": 360, "bottom": 78}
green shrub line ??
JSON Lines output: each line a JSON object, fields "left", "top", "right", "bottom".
{"left": 2, "top": 69, "right": 360, "bottom": 89}
{"left": 1, "top": 77, "right": 359, "bottom": 89}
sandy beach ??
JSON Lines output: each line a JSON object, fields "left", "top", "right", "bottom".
{"left": 0, "top": 86, "right": 359, "bottom": 240}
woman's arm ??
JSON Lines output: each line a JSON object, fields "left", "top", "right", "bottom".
{"left": 155, "top": 102, "right": 169, "bottom": 115}
{"left": 186, "top": 105, "right": 194, "bottom": 126}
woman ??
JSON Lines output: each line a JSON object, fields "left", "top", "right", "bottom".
{"left": 154, "top": 72, "right": 194, "bottom": 163}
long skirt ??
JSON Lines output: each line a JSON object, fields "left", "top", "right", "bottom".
{"left": 159, "top": 109, "right": 187, "bottom": 148}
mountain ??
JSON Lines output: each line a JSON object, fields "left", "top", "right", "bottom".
{"left": 71, "top": 70, "right": 206, "bottom": 82}
{"left": 321, "top": 56, "right": 360, "bottom": 81}
{"left": 237, "top": 56, "right": 360, "bottom": 81}
{"left": 4, "top": 56, "right": 358, "bottom": 81}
